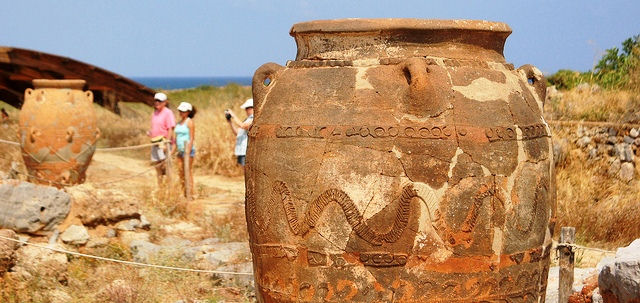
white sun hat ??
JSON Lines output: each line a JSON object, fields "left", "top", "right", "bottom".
{"left": 177, "top": 102, "right": 193, "bottom": 112}
{"left": 240, "top": 98, "right": 254, "bottom": 109}
{"left": 154, "top": 92, "right": 167, "bottom": 102}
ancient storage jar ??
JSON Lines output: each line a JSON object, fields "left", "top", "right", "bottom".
{"left": 247, "top": 19, "right": 555, "bottom": 303}
{"left": 19, "top": 79, "right": 99, "bottom": 187}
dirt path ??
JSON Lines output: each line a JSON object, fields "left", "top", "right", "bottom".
{"left": 86, "top": 152, "right": 246, "bottom": 215}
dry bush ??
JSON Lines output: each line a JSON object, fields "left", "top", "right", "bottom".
{"left": 545, "top": 88, "right": 640, "bottom": 123}
{"left": 195, "top": 204, "right": 249, "bottom": 243}
{"left": 0, "top": 103, "right": 25, "bottom": 177}
{"left": 63, "top": 251, "right": 252, "bottom": 302}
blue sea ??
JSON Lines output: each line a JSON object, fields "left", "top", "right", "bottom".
{"left": 132, "top": 76, "right": 252, "bottom": 90}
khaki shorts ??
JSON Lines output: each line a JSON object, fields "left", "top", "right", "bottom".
{"left": 151, "top": 145, "right": 166, "bottom": 162}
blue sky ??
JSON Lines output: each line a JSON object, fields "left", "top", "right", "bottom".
{"left": 1, "top": 0, "right": 638, "bottom": 77}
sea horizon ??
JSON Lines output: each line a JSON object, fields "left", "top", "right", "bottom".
{"left": 131, "top": 76, "right": 252, "bottom": 90}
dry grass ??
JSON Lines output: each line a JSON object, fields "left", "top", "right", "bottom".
{"left": 168, "top": 84, "right": 251, "bottom": 177}
{"left": 548, "top": 87, "right": 640, "bottom": 248}
{"left": 94, "top": 84, "right": 251, "bottom": 177}
{"left": 552, "top": 134, "right": 640, "bottom": 247}
{"left": 0, "top": 101, "right": 25, "bottom": 177}
{"left": 545, "top": 88, "right": 640, "bottom": 123}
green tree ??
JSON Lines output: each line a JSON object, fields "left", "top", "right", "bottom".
{"left": 593, "top": 35, "right": 639, "bottom": 89}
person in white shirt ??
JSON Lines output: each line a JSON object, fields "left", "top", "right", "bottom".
{"left": 225, "top": 98, "right": 253, "bottom": 166}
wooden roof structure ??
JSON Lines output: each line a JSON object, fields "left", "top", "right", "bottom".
{"left": 0, "top": 47, "right": 155, "bottom": 113}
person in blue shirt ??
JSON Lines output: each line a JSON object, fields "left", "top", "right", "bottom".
{"left": 175, "top": 101, "right": 196, "bottom": 197}
{"left": 225, "top": 98, "right": 253, "bottom": 166}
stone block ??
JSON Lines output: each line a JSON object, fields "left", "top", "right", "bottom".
{"left": 599, "top": 239, "right": 640, "bottom": 303}
{"left": 60, "top": 224, "right": 90, "bottom": 245}
{"left": 0, "top": 181, "right": 70, "bottom": 233}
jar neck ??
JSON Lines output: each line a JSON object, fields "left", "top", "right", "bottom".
{"left": 290, "top": 19, "right": 511, "bottom": 63}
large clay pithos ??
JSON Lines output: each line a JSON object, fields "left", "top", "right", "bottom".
{"left": 19, "top": 79, "right": 99, "bottom": 187}
{"left": 247, "top": 19, "right": 555, "bottom": 302}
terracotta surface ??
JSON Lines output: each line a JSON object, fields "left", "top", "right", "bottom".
{"left": 247, "top": 18, "right": 555, "bottom": 303}
{"left": 18, "top": 79, "right": 99, "bottom": 187}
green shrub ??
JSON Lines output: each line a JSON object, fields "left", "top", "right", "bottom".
{"left": 546, "top": 69, "right": 591, "bottom": 90}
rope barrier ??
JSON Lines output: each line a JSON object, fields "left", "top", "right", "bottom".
{"left": 95, "top": 142, "right": 161, "bottom": 152}
{"left": 13, "top": 162, "right": 162, "bottom": 187}
{"left": 0, "top": 138, "right": 20, "bottom": 146}
{"left": 0, "top": 119, "right": 638, "bottom": 151}
{"left": 555, "top": 242, "right": 616, "bottom": 254}
{"left": 0, "top": 138, "right": 161, "bottom": 151}
{"left": 0, "top": 234, "right": 253, "bottom": 276}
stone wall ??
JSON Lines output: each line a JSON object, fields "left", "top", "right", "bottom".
{"left": 555, "top": 125, "right": 639, "bottom": 182}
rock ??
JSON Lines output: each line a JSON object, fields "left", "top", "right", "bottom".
{"left": 118, "top": 231, "right": 150, "bottom": 246}
{"left": 599, "top": 239, "right": 640, "bottom": 303}
{"left": 588, "top": 147, "right": 599, "bottom": 160}
{"left": 623, "top": 145, "right": 635, "bottom": 162}
{"left": 139, "top": 215, "right": 151, "bottom": 229}
{"left": 546, "top": 85, "right": 562, "bottom": 100}
{"left": 615, "top": 144, "right": 635, "bottom": 162}
{"left": 608, "top": 159, "right": 621, "bottom": 176}
{"left": 607, "top": 136, "right": 618, "bottom": 145}
{"left": 11, "top": 242, "right": 68, "bottom": 282}
{"left": 65, "top": 184, "right": 141, "bottom": 227}
{"left": 129, "top": 239, "right": 161, "bottom": 263}
{"left": 630, "top": 128, "right": 639, "bottom": 138}
{"left": 86, "top": 237, "right": 109, "bottom": 248}
{"left": 200, "top": 242, "right": 250, "bottom": 267}
{"left": 577, "top": 136, "right": 592, "bottom": 148}
{"left": 0, "top": 229, "right": 19, "bottom": 275}
{"left": 105, "top": 228, "right": 117, "bottom": 238}
{"left": 161, "top": 221, "right": 204, "bottom": 238}
{"left": 576, "top": 125, "right": 587, "bottom": 138}
{"left": 608, "top": 128, "right": 618, "bottom": 137}
{"left": 592, "top": 288, "right": 604, "bottom": 303}
{"left": 635, "top": 138, "right": 640, "bottom": 146}
{"left": 624, "top": 136, "right": 635, "bottom": 144}
{"left": 60, "top": 224, "right": 90, "bottom": 245}
{"left": 619, "top": 163, "right": 635, "bottom": 182}
{"left": 213, "top": 261, "right": 254, "bottom": 291}
{"left": 0, "top": 180, "right": 71, "bottom": 233}
{"left": 159, "top": 236, "right": 193, "bottom": 248}
{"left": 593, "top": 133, "right": 607, "bottom": 144}
{"left": 115, "top": 219, "right": 141, "bottom": 231}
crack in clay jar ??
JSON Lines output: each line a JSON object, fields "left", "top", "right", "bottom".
{"left": 246, "top": 18, "right": 555, "bottom": 303}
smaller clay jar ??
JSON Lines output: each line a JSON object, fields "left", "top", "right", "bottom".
{"left": 19, "top": 79, "right": 99, "bottom": 187}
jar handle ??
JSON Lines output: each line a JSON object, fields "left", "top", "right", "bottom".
{"left": 252, "top": 62, "right": 284, "bottom": 114}
{"left": 518, "top": 64, "right": 547, "bottom": 108}
{"left": 401, "top": 58, "right": 447, "bottom": 117}
{"left": 402, "top": 58, "right": 429, "bottom": 102}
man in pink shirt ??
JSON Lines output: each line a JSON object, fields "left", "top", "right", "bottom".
{"left": 149, "top": 92, "right": 176, "bottom": 185}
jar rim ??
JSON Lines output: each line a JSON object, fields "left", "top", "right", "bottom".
{"left": 291, "top": 18, "right": 511, "bottom": 35}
